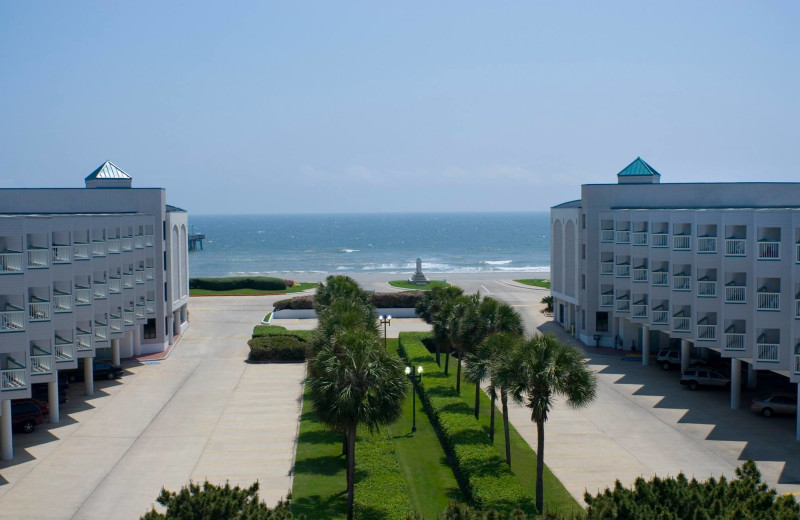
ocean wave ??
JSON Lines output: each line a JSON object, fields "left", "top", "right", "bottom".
{"left": 481, "top": 260, "right": 513, "bottom": 265}
{"left": 342, "top": 249, "right": 360, "bottom": 253}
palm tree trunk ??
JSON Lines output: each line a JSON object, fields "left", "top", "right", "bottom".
{"left": 501, "top": 389, "right": 511, "bottom": 466}
{"left": 456, "top": 355, "right": 462, "bottom": 393}
{"left": 435, "top": 342, "right": 440, "bottom": 365}
{"left": 346, "top": 424, "right": 357, "bottom": 520}
{"left": 474, "top": 383, "right": 480, "bottom": 419}
{"left": 444, "top": 349, "right": 450, "bottom": 375}
{"left": 342, "top": 431, "right": 348, "bottom": 456}
{"left": 489, "top": 392, "right": 496, "bottom": 442}
{"left": 535, "top": 419, "right": 545, "bottom": 514}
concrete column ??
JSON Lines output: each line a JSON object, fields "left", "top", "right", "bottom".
{"left": 167, "top": 316, "right": 174, "bottom": 345}
{"left": 680, "top": 339, "right": 691, "bottom": 374}
{"left": 730, "top": 358, "right": 742, "bottom": 410}
{"left": 84, "top": 357, "right": 94, "bottom": 396}
{"left": 641, "top": 325, "right": 650, "bottom": 366}
{"left": 134, "top": 326, "right": 142, "bottom": 357}
{"left": 747, "top": 364, "right": 757, "bottom": 389}
{"left": 174, "top": 310, "right": 180, "bottom": 335}
{"left": 1, "top": 399, "right": 12, "bottom": 461}
{"left": 48, "top": 380, "right": 60, "bottom": 423}
{"left": 111, "top": 338, "right": 121, "bottom": 366}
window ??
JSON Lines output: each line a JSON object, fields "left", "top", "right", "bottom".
{"left": 581, "top": 214, "right": 586, "bottom": 229}
{"left": 143, "top": 318, "right": 157, "bottom": 339}
{"left": 581, "top": 243, "right": 586, "bottom": 259}
{"left": 163, "top": 251, "right": 167, "bottom": 268}
{"left": 581, "top": 310, "right": 586, "bottom": 329}
{"left": 581, "top": 274, "right": 586, "bottom": 289}
{"left": 164, "top": 282, "right": 168, "bottom": 301}
{"left": 162, "top": 221, "right": 166, "bottom": 241}
{"left": 596, "top": 312, "right": 609, "bottom": 332}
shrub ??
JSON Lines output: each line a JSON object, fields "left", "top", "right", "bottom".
{"left": 398, "top": 333, "right": 536, "bottom": 515}
{"left": 189, "top": 277, "right": 286, "bottom": 291}
{"left": 252, "top": 325, "right": 314, "bottom": 341}
{"left": 540, "top": 296, "right": 553, "bottom": 312}
{"left": 284, "top": 279, "right": 295, "bottom": 287}
{"left": 273, "top": 295, "right": 316, "bottom": 311}
{"left": 247, "top": 335, "right": 306, "bottom": 362}
{"left": 354, "top": 426, "right": 413, "bottom": 520}
{"left": 370, "top": 291, "right": 423, "bottom": 309}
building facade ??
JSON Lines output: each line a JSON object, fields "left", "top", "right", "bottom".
{"left": 551, "top": 158, "right": 800, "bottom": 438}
{"left": 0, "top": 162, "right": 189, "bottom": 459}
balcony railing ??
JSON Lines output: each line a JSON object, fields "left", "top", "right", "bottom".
{"left": 1, "top": 369, "right": 26, "bottom": 391}
{"left": 53, "top": 293, "right": 72, "bottom": 312}
{"left": 146, "top": 299, "right": 155, "bottom": 314}
{"left": 0, "top": 309, "right": 25, "bottom": 332}
{"left": 145, "top": 267, "right": 155, "bottom": 281}
{"left": 109, "top": 278, "right": 122, "bottom": 294}
{"left": 615, "top": 299, "right": 630, "bottom": 313}
{"left": 632, "top": 304, "right": 648, "bottom": 318}
{"left": 632, "top": 232, "right": 648, "bottom": 246}
{"left": 601, "top": 262, "right": 614, "bottom": 275}
{"left": 651, "top": 233, "right": 668, "bottom": 248}
{"left": 673, "top": 276, "right": 691, "bottom": 291}
{"left": 601, "top": 229, "right": 614, "bottom": 243}
{"left": 697, "top": 237, "right": 717, "bottom": 253}
{"left": 30, "top": 354, "right": 53, "bottom": 375}
{"left": 52, "top": 245, "right": 71, "bottom": 263}
{"left": 756, "top": 343, "right": 779, "bottom": 362}
{"left": 55, "top": 342, "right": 75, "bottom": 363}
{"left": 757, "top": 292, "right": 780, "bottom": 311}
{"left": 110, "top": 318, "right": 123, "bottom": 334}
{"left": 93, "top": 282, "right": 107, "bottom": 300}
{"left": 757, "top": 241, "right": 780, "bottom": 260}
{"left": 28, "top": 301, "right": 50, "bottom": 321}
{"left": 652, "top": 310, "right": 669, "bottom": 325}
{"left": 76, "top": 333, "right": 92, "bottom": 351}
{"left": 697, "top": 281, "right": 716, "bottom": 297}
{"left": 673, "top": 235, "right": 691, "bottom": 251}
{"left": 725, "top": 333, "right": 746, "bottom": 351}
{"left": 135, "top": 304, "right": 145, "bottom": 319}
{"left": 673, "top": 317, "right": 691, "bottom": 332}
{"left": 122, "top": 237, "right": 133, "bottom": 251}
{"left": 725, "top": 239, "right": 746, "bottom": 256}
{"left": 27, "top": 248, "right": 49, "bottom": 268}
{"left": 616, "top": 264, "right": 630, "bottom": 278}
{"left": 75, "top": 288, "right": 92, "bottom": 305}
{"left": 94, "top": 326, "right": 108, "bottom": 342}
{"left": 652, "top": 272, "right": 668, "bottom": 286}
{"left": 135, "top": 270, "right": 145, "bottom": 284}
{"left": 123, "top": 310, "right": 135, "bottom": 326}
{"left": 145, "top": 234, "right": 154, "bottom": 247}
{"left": 600, "top": 294, "right": 614, "bottom": 307}
{"left": 135, "top": 236, "right": 144, "bottom": 249}
{"left": 725, "top": 286, "right": 746, "bottom": 303}
{"left": 123, "top": 274, "right": 134, "bottom": 288}
{"left": 615, "top": 231, "right": 630, "bottom": 244}
{"left": 0, "top": 251, "right": 24, "bottom": 273}
{"left": 632, "top": 268, "right": 648, "bottom": 283}
{"left": 107, "top": 238, "right": 120, "bottom": 254}
{"left": 92, "top": 241, "right": 106, "bottom": 257}
{"left": 697, "top": 324, "right": 716, "bottom": 341}
{"left": 73, "top": 243, "right": 90, "bottom": 260}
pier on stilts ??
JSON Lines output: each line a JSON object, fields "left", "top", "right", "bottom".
{"left": 188, "top": 233, "right": 205, "bottom": 251}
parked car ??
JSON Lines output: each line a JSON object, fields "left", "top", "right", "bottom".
{"left": 31, "top": 376, "right": 69, "bottom": 404}
{"left": 12, "top": 398, "right": 49, "bottom": 416}
{"left": 750, "top": 393, "right": 797, "bottom": 417}
{"left": 680, "top": 369, "right": 731, "bottom": 390}
{"left": 11, "top": 400, "right": 44, "bottom": 433}
{"left": 62, "top": 361, "right": 124, "bottom": 382}
{"left": 656, "top": 349, "right": 702, "bottom": 371}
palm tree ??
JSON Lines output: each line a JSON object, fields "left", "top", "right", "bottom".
{"left": 315, "top": 275, "right": 370, "bottom": 313}
{"left": 309, "top": 298, "right": 379, "bottom": 358}
{"left": 416, "top": 285, "right": 463, "bottom": 364}
{"left": 447, "top": 293, "right": 484, "bottom": 394}
{"left": 308, "top": 327, "right": 407, "bottom": 520}
{"left": 500, "top": 333, "right": 596, "bottom": 513}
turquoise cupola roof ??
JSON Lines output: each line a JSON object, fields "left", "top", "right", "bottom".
{"left": 617, "top": 157, "right": 661, "bottom": 184}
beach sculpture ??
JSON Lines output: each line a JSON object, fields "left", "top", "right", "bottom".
{"left": 408, "top": 258, "right": 429, "bottom": 285}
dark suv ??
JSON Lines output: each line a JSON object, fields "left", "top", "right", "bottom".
{"left": 11, "top": 400, "right": 44, "bottom": 433}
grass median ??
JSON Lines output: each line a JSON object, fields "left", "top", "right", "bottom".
{"left": 513, "top": 279, "right": 551, "bottom": 289}
{"left": 388, "top": 280, "right": 450, "bottom": 291}
{"left": 190, "top": 282, "right": 318, "bottom": 296}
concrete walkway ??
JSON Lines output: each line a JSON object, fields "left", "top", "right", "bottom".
{"left": 0, "top": 295, "right": 305, "bottom": 520}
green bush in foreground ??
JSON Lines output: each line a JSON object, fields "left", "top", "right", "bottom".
{"left": 252, "top": 325, "right": 314, "bottom": 341}
{"left": 274, "top": 292, "right": 424, "bottom": 311}
{"left": 354, "top": 425, "right": 413, "bottom": 520}
{"left": 247, "top": 335, "right": 306, "bottom": 362}
{"left": 190, "top": 276, "right": 286, "bottom": 291}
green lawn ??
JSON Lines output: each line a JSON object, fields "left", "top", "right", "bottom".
{"left": 513, "top": 279, "right": 551, "bottom": 289}
{"left": 388, "top": 280, "right": 450, "bottom": 291}
{"left": 190, "top": 282, "right": 317, "bottom": 296}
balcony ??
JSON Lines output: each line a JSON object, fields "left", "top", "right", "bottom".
{"left": 146, "top": 299, "right": 155, "bottom": 314}
{"left": 757, "top": 241, "right": 780, "bottom": 260}
{"left": 697, "top": 324, "right": 716, "bottom": 341}
{"left": 1, "top": 368, "right": 26, "bottom": 392}
{"left": 616, "top": 264, "right": 630, "bottom": 278}
{"left": 135, "top": 235, "right": 144, "bottom": 249}
{"left": 76, "top": 332, "right": 92, "bottom": 352}
{"left": 110, "top": 317, "right": 123, "bottom": 334}
{"left": 756, "top": 292, "right": 780, "bottom": 311}
{"left": 93, "top": 282, "right": 107, "bottom": 300}
{"left": 600, "top": 294, "right": 614, "bottom": 307}
{"left": 673, "top": 317, "right": 691, "bottom": 333}
{"left": 75, "top": 287, "right": 92, "bottom": 305}
{"left": 30, "top": 354, "right": 53, "bottom": 375}
{"left": 53, "top": 292, "right": 72, "bottom": 313}
{"left": 601, "top": 229, "right": 614, "bottom": 243}
{"left": 135, "top": 304, "right": 145, "bottom": 319}
{"left": 725, "top": 286, "right": 746, "bottom": 304}
{"left": 28, "top": 299, "right": 50, "bottom": 321}
{"left": 725, "top": 333, "right": 746, "bottom": 351}
{"left": 673, "top": 275, "right": 691, "bottom": 292}
{"left": 122, "top": 237, "right": 133, "bottom": 251}
{"left": 135, "top": 269, "right": 145, "bottom": 285}
{"left": 632, "top": 304, "right": 648, "bottom": 318}
{"left": 615, "top": 299, "right": 630, "bottom": 313}
{"left": 73, "top": 243, "right": 90, "bottom": 260}
{"left": 52, "top": 245, "right": 71, "bottom": 263}
{"left": 54, "top": 341, "right": 75, "bottom": 363}
{"left": 107, "top": 238, "right": 120, "bottom": 254}
{"left": 756, "top": 343, "right": 779, "bottom": 362}
{"left": 725, "top": 239, "right": 746, "bottom": 256}
{"left": 632, "top": 268, "right": 648, "bottom": 283}
{"left": 673, "top": 235, "right": 691, "bottom": 251}
{"left": 109, "top": 278, "right": 122, "bottom": 294}
{"left": 94, "top": 325, "right": 108, "bottom": 342}
{"left": 27, "top": 248, "right": 49, "bottom": 268}
{"left": 651, "top": 233, "right": 668, "bottom": 248}
{"left": 652, "top": 272, "right": 668, "bottom": 287}
{"left": 145, "top": 234, "right": 154, "bottom": 247}
{"left": 123, "top": 274, "right": 134, "bottom": 289}
{"left": 92, "top": 241, "right": 106, "bottom": 257}
{"left": 652, "top": 310, "right": 669, "bottom": 325}
{"left": 632, "top": 232, "right": 648, "bottom": 246}
{"left": 145, "top": 267, "right": 155, "bottom": 281}
{"left": 697, "top": 237, "right": 717, "bottom": 253}
{"left": 601, "top": 262, "right": 614, "bottom": 275}
{"left": 697, "top": 281, "right": 716, "bottom": 297}
{"left": 1, "top": 306, "right": 25, "bottom": 332}
{"left": 0, "top": 251, "right": 24, "bottom": 273}
{"left": 123, "top": 310, "right": 135, "bottom": 326}
{"left": 615, "top": 231, "right": 630, "bottom": 244}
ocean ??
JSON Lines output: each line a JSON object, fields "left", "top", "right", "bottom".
{"left": 187, "top": 212, "right": 550, "bottom": 279}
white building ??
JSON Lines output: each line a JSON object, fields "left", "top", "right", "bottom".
{"left": 0, "top": 161, "right": 190, "bottom": 459}
{"left": 551, "top": 158, "right": 800, "bottom": 439}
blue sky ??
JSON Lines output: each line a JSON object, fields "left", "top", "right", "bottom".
{"left": 1, "top": 2, "right": 798, "bottom": 214}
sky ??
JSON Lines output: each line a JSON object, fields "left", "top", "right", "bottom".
{"left": 1, "top": 2, "right": 798, "bottom": 214}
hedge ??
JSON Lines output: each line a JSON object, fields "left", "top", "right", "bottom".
{"left": 398, "top": 332, "right": 536, "bottom": 515}
{"left": 247, "top": 335, "right": 306, "bottom": 362}
{"left": 353, "top": 425, "right": 413, "bottom": 520}
{"left": 251, "top": 325, "right": 314, "bottom": 342}
{"left": 273, "top": 292, "right": 423, "bottom": 312}
{"left": 190, "top": 276, "right": 287, "bottom": 291}
{"left": 274, "top": 295, "right": 316, "bottom": 311}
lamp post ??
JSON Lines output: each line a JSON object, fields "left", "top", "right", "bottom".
{"left": 379, "top": 314, "right": 392, "bottom": 351}
{"left": 404, "top": 365, "right": 423, "bottom": 432}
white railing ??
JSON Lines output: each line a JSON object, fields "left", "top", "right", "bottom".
{"left": 92, "top": 241, "right": 106, "bottom": 257}
{"left": 725, "top": 333, "right": 746, "bottom": 351}
{"left": 30, "top": 354, "right": 53, "bottom": 375}
{"left": 1, "top": 369, "right": 26, "bottom": 391}
{"left": 756, "top": 343, "right": 779, "bottom": 362}
{"left": 75, "top": 288, "right": 92, "bottom": 304}
{"left": 673, "top": 276, "right": 691, "bottom": 291}
{"left": 146, "top": 300, "right": 155, "bottom": 314}
{"left": 29, "top": 301, "right": 50, "bottom": 321}
{"left": 52, "top": 245, "right": 71, "bottom": 263}
{"left": 73, "top": 243, "right": 90, "bottom": 260}
{"left": 652, "top": 310, "right": 669, "bottom": 325}
{"left": 632, "top": 232, "right": 648, "bottom": 246}
{"left": 757, "top": 292, "right": 780, "bottom": 311}
{"left": 145, "top": 234, "right": 154, "bottom": 247}
{"left": 673, "top": 235, "right": 691, "bottom": 251}
{"left": 601, "top": 262, "right": 614, "bottom": 275}
{"left": 651, "top": 233, "right": 668, "bottom": 248}
{"left": 76, "top": 333, "right": 92, "bottom": 351}
{"left": 697, "top": 324, "right": 716, "bottom": 341}
{"left": 109, "top": 278, "right": 122, "bottom": 294}
{"left": 110, "top": 317, "right": 123, "bottom": 333}
{"left": 107, "top": 238, "right": 120, "bottom": 253}
{"left": 652, "top": 272, "right": 668, "bottom": 286}
{"left": 758, "top": 241, "right": 780, "bottom": 260}
{"left": 615, "top": 230, "right": 630, "bottom": 244}
{"left": 616, "top": 264, "right": 630, "bottom": 278}
{"left": 600, "top": 294, "right": 614, "bottom": 307}
{"left": 0, "top": 252, "right": 24, "bottom": 273}
{"left": 697, "top": 237, "right": 717, "bottom": 253}
{"left": 124, "top": 311, "right": 135, "bottom": 325}
{"left": 145, "top": 267, "right": 155, "bottom": 281}
{"left": 53, "top": 293, "right": 72, "bottom": 312}
{"left": 135, "top": 304, "right": 145, "bottom": 319}
{"left": 697, "top": 281, "right": 716, "bottom": 297}
{"left": 632, "top": 304, "right": 648, "bottom": 318}
{"left": 122, "top": 237, "right": 133, "bottom": 251}
{"left": 55, "top": 342, "right": 75, "bottom": 362}
{"left": 94, "top": 326, "right": 108, "bottom": 342}
{"left": 725, "top": 286, "right": 746, "bottom": 303}
{"left": 27, "top": 249, "right": 49, "bottom": 268}
{"left": 615, "top": 299, "right": 630, "bottom": 312}
{"left": 0, "top": 310, "right": 25, "bottom": 331}
{"left": 725, "top": 239, "right": 746, "bottom": 256}
{"left": 135, "top": 236, "right": 144, "bottom": 249}
{"left": 93, "top": 282, "right": 107, "bottom": 300}
{"left": 632, "top": 268, "right": 648, "bottom": 282}
{"left": 673, "top": 317, "right": 691, "bottom": 332}
{"left": 601, "top": 229, "right": 614, "bottom": 243}
{"left": 135, "top": 270, "right": 145, "bottom": 284}
{"left": 123, "top": 274, "right": 134, "bottom": 288}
